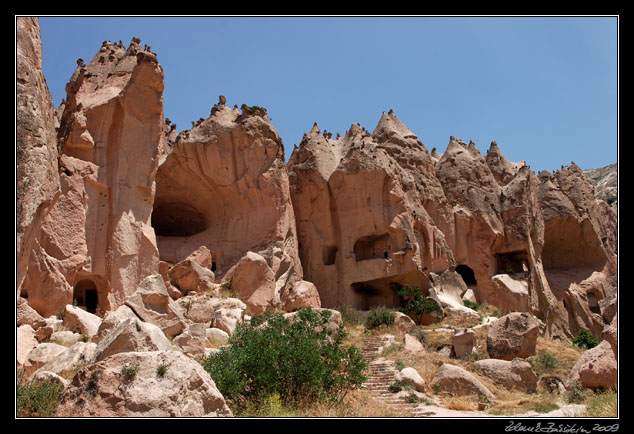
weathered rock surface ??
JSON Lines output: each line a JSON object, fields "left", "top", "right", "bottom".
{"left": 152, "top": 102, "right": 303, "bottom": 314}
{"left": 486, "top": 312, "right": 541, "bottom": 360}
{"left": 20, "top": 36, "right": 164, "bottom": 318}
{"left": 474, "top": 358, "right": 537, "bottom": 393}
{"left": 397, "top": 367, "right": 427, "bottom": 393}
{"left": 431, "top": 363, "right": 495, "bottom": 400}
{"left": 583, "top": 163, "right": 617, "bottom": 211}
{"left": 568, "top": 340, "right": 617, "bottom": 389}
{"left": 16, "top": 17, "right": 61, "bottom": 300}
{"left": 62, "top": 304, "right": 102, "bottom": 339}
{"left": 125, "top": 274, "right": 186, "bottom": 338}
{"left": 55, "top": 350, "right": 232, "bottom": 417}
{"left": 287, "top": 114, "right": 454, "bottom": 310}
{"left": 94, "top": 318, "right": 172, "bottom": 362}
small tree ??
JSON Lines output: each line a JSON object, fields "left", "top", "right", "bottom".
{"left": 572, "top": 329, "right": 599, "bottom": 350}
{"left": 397, "top": 285, "right": 443, "bottom": 324}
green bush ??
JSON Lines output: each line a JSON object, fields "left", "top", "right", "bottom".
{"left": 463, "top": 300, "right": 479, "bottom": 310}
{"left": 16, "top": 377, "right": 64, "bottom": 417}
{"left": 397, "top": 285, "right": 443, "bottom": 323}
{"left": 202, "top": 307, "right": 367, "bottom": 413}
{"left": 365, "top": 305, "right": 395, "bottom": 329}
{"left": 572, "top": 329, "right": 599, "bottom": 350}
{"left": 529, "top": 350, "right": 559, "bottom": 376}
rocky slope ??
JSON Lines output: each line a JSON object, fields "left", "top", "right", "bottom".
{"left": 16, "top": 18, "right": 618, "bottom": 418}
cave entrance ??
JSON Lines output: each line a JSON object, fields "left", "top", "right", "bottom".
{"left": 73, "top": 279, "right": 99, "bottom": 314}
{"left": 353, "top": 233, "right": 392, "bottom": 262}
{"left": 587, "top": 291, "right": 601, "bottom": 315}
{"left": 151, "top": 201, "right": 207, "bottom": 238}
{"left": 456, "top": 264, "right": 477, "bottom": 288}
{"left": 495, "top": 251, "right": 530, "bottom": 274}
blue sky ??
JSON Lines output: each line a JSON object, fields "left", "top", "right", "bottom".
{"left": 37, "top": 16, "right": 618, "bottom": 173}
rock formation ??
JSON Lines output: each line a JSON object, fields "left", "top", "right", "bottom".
{"left": 16, "top": 17, "right": 61, "bottom": 301}
{"left": 19, "top": 33, "right": 165, "bottom": 317}
{"left": 152, "top": 101, "right": 306, "bottom": 313}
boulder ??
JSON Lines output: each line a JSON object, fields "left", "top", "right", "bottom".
{"left": 22, "top": 342, "right": 68, "bottom": 378}
{"left": 36, "top": 342, "right": 97, "bottom": 379}
{"left": 398, "top": 367, "right": 427, "bottom": 393}
{"left": 452, "top": 329, "right": 476, "bottom": 358}
{"left": 393, "top": 312, "right": 416, "bottom": 334}
{"left": 94, "top": 318, "right": 172, "bottom": 362}
{"left": 404, "top": 333, "right": 425, "bottom": 354}
{"left": 226, "top": 251, "right": 277, "bottom": 314}
{"left": 171, "top": 323, "right": 209, "bottom": 357}
{"left": 50, "top": 330, "right": 83, "bottom": 347}
{"left": 283, "top": 308, "right": 343, "bottom": 334}
{"left": 280, "top": 280, "right": 322, "bottom": 312}
{"left": 17, "top": 325, "right": 39, "bottom": 371}
{"left": 93, "top": 305, "right": 139, "bottom": 342}
{"left": 568, "top": 340, "right": 617, "bottom": 389}
{"left": 431, "top": 363, "right": 495, "bottom": 400}
{"left": 474, "top": 358, "right": 537, "bottom": 393}
{"left": 125, "top": 274, "right": 186, "bottom": 337}
{"left": 62, "top": 304, "right": 102, "bottom": 339}
{"left": 17, "top": 298, "right": 47, "bottom": 329}
{"left": 177, "top": 292, "right": 246, "bottom": 325}
{"left": 486, "top": 312, "right": 541, "bottom": 360}
{"left": 168, "top": 246, "right": 216, "bottom": 295}
{"left": 211, "top": 305, "right": 246, "bottom": 336}
{"left": 55, "top": 350, "right": 232, "bottom": 417}
{"left": 490, "top": 273, "right": 530, "bottom": 312}
{"left": 601, "top": 314, "right": 617, "bottom": 356}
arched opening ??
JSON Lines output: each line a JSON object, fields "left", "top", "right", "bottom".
{"left": 151, "top": 200, "right": 207, "bottom": 238}
{"left": 73, "top": 279, "right": 99, "bottom": 314}
{"left": 456, "top": 264, "right": 477, "bottom": 287}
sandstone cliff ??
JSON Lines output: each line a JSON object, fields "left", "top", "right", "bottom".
{"left": 16, "top": 17, "right": 60, "bottom": 300}
{"left": 19, "top": 35, "right": 164, "bottom": 317}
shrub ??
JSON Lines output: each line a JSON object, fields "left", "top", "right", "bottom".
{"left": 336, "top": 305, "right": 368, "bottom": 326}
{"left": 397, "top": 285, "right": 443, "bottom": 324}
{"left": 365, "top": 305, "right": 395, "bottom": 329}
{"left": 463, "top": 300, "right": 479, "bottom": 310}
{"left": 156, "top": 363, "right": 168, "bottom": 378}
{"left": 572, "top": 329, "right": 599, "bottom": 350}
{"left": 564, "top": 380, "right": 587, "bottom": 404}
{"left": 16, "top": 377, "right": 64, "bottom": 417}
{"left": 202, "top": 307, "right": 367, "bottom": 413}
{"left": 529, "top": 350, "right": 559, "bottom": 376}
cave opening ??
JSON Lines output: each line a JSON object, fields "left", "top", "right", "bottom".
{"left": 152, "top": 201, "right": 207, "bottom": 238}
{"left": 323, "top": 245, "right": 338, "bottom": 265}
{"left": 353, "top": 233, "right": 391, "bottom": 262}
{"left": 73, "top": 279, "right": 99, "bottom": 314}
{"left": 495, "top": 251, "right": 530, "bottom": 274}
{"left": 456, "top": 264, "right": 477, "bottom": 287}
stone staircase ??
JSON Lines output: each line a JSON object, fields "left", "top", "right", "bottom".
{"left": 361, "top": 336, "right": 434, "bottom": 417}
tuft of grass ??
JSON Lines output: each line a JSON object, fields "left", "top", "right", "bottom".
{"left": 528, "top": 350, "right": 559, "bottom": 377}
{"left": 121, "top": 363, "right": 139, "bottom": 382}
{"left": 16, "top": 377, "right": 64, "bottom": 417}
{"left": 156, "top": 363, "right": 168, "bottom": 378}
{"left": 582, "top": 388, "right": 618, "bottom": 417}
{"left": 365, "top": 306, "right": 395, "bottom": 329}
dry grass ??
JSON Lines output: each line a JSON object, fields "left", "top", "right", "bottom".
{"left": 296, "top": 389, "right": 413, "bottom": 417}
